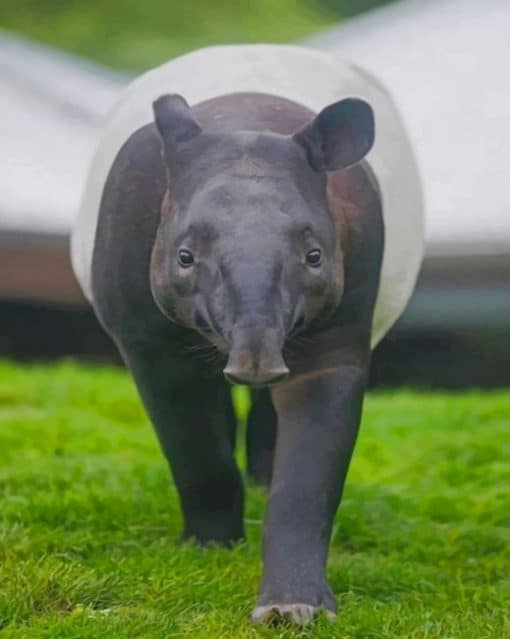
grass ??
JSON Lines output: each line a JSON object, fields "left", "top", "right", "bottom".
{"left": 0, "top": 360, "right": 508, "bottom": 638}
{"left": 0, "top": 0, "right": 339, "bottom": 71}
{"left": 0, "top": 0, "right": 394, "bottom": 71}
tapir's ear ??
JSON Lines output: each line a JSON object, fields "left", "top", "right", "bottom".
{"left": 294, "top": 98, "right": 374, "bottom": 172}
{"left": 153, "top": 94, "right": 202, "bottom": 162}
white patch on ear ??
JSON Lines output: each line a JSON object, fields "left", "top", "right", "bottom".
{"left": 71, "top": 45, "right": 423, "bottom": 347}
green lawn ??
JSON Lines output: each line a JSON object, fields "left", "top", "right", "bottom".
{"left": 0, "top": 0, "right": 393, "bottom": 71}
{"left": 0, "top": 360, "right": 508, "bottom": 638}
{"left": 0, "top": 0, "right": 337, "bottom": 71}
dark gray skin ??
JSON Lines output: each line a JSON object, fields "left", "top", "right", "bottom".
{"left": 91, "top": 91, "right": 383, "bottom": 624}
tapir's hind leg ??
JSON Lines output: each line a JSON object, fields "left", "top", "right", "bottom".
{"left": 119, "top": 338, "right": 245, "bottom": 546}
{"left": 246, "top": 389, "right": 277, "bottom": 488}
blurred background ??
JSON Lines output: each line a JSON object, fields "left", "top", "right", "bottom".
{"left": 1, "top": 0, "right": 509, "bottom": 387}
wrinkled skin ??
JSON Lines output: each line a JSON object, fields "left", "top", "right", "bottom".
{"left": 91, "top": 91, "right": 383, "bottom": 624}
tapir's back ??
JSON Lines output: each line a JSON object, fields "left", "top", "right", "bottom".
{"left": 71, "top": 44, "right": 424, "bottom": 347}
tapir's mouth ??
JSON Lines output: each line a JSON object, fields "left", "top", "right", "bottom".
{"left": 223, "top": 368, "right": 289, "bottom": 387}
{"left": 223, "top": 350, "right": 289, "bottom": 387}
{"left": 183, "top": 312, "right": 291, "bottom": 385}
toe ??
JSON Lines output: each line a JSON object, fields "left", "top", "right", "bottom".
{"left": 251, "top": 603, "right": 336, "bottom": 626}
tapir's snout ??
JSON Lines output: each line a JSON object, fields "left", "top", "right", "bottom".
{"left": 223, "top": 325, "right": 289, "bottom": 387}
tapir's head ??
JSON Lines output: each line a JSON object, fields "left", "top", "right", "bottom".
{"left": 150, "top": 94, "right": 374, "bottom": 386}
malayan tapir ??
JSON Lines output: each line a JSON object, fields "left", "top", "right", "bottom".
{"left": 71, "top": 45, "right": 424, "bottom": 624}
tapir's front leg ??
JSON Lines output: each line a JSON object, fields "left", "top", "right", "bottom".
{"left": 253, "top": 364, "right": 368, "bottom": 624}
{"left": 120, "top": 340, "right": 245, "bottom": 546}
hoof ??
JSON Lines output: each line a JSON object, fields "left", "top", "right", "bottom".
{"left": 251, "top": 603, "right": 337, "bottom": 626}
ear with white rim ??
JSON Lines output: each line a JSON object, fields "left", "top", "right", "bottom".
{"left": 294, "top": 98, "right": 375, "bottom": 172}
{"left": 152, "top": 94, "right": 202, "bottom": 166}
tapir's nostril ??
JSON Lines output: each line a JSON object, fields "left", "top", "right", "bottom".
{"left": 223, "top": 368, "right": 289, "bottom": 387}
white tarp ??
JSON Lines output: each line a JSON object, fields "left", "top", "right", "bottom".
{"left": 0, "top": 32, "right": 126, "bottom": 237}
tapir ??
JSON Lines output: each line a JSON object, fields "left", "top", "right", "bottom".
{"left": 71, "top": 45, "right": 424, "bottom": 624}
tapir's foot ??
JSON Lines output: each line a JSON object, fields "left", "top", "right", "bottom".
{"left": 251, "top": 603, "right": 336, "bottom": 625}
{"left": 182, "top": 514, "right": 245, "bottom": 547}
{"left": 182, "top": 533, "right": 244, "bottom": 547}
{"left": 182, "top": 525, "right": 244, "bottom": 547}
{"left": 181, "top": 480, "right": 245, "bottom": 547}
{"left": 252, "top": 582, "right": 337, "bottom": 626}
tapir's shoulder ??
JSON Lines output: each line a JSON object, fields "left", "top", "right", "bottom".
{"left": 89, "top": 122, "right": 169, "bottom": 337}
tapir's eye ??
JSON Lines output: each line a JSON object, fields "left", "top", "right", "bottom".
{"left": 306, "top": 248, "right": 322, "bottom": 267}
{"left": 178, "top": 249, "right": 194, "bottom": 267}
